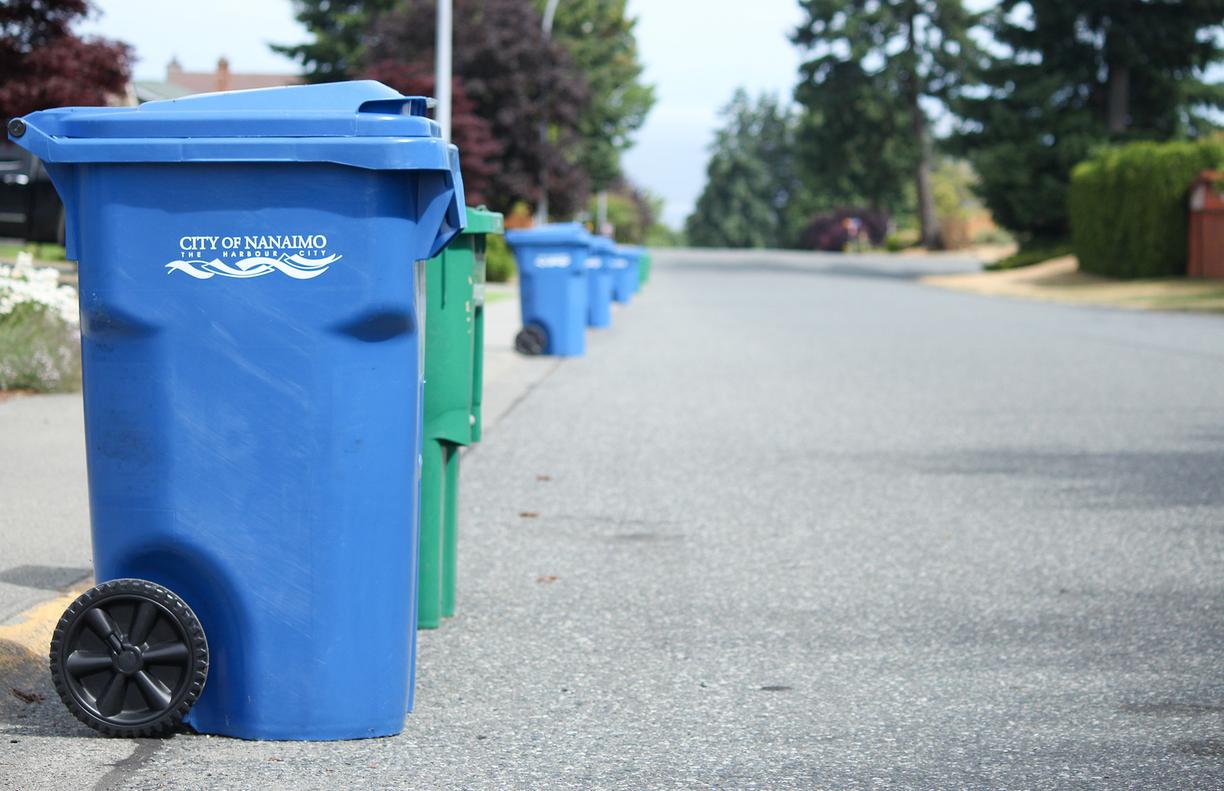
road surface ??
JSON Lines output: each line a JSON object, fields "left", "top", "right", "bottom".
{"left": 2, "top": 249, "right": 1223, "bottom": 789}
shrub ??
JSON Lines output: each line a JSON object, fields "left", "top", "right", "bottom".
{"left": 798, "top": 208, "right": 890, "bottom": 252}
{"left": 484, "top": 234, "right": 516, "bottom": 283}
{"left": 0, "top": 264, "right": 80, "bottom": 392}
{"left": 1070, "top": 140, "right": 1224, "bottom": 278}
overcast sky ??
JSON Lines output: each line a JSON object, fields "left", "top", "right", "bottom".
{"left": 80, "top": 0, "right": 803, "bottom": 228}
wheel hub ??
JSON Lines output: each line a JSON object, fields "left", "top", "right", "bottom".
{"left": 114, "top": 647, "right": 142, "bottom": 675}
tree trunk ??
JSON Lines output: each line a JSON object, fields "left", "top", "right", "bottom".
{"left": 1107, "top": 63, "right": 1131, "bottom": 135}
{"left": 907, "top": 5, "right": 938, "bottom": 248}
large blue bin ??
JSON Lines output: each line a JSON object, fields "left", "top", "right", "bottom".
{"left": 9, "top": 81, "right": 465, "bottom": 741}
{"left": 505, "top": 223, "right": 589, "bottom": 356}
{"left": 586, "top": 234, "right": 615, "bottom": 328}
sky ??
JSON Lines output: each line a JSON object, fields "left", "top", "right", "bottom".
{"left": 80, "top": 0, "right": 803, "bottom": 229}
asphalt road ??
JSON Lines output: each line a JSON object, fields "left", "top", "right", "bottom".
{"left": 3, "top": 248, "right": 1224, "bottom": 789}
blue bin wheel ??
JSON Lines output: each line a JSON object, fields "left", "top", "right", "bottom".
{"left": 515, "top": 324, "right": 548, "bottom": 356}
{"left": 49, "top": 578, "right": 208, "bottom": 737}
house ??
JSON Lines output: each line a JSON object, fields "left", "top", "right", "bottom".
{"left": 130, "top": 57, "right": 304, "bottom": 103}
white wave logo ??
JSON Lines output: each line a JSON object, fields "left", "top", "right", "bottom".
{"left": 166, "top": 253, "right": 341, "bottom": 280}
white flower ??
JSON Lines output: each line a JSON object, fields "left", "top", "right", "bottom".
{"left": 0, "top": 264, "right": 79, "bottom": 326}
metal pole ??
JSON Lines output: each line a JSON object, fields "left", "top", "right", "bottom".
{"left": 535, "top": 0, "right": 561, "bottom": 224}
{"left": 542, "top": 0, "right": 560, "bottom": 34}
{"left": 435, "top": 0, "right": 453, "bottom": 142}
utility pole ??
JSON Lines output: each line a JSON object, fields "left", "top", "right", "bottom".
{"left": 435, "top": 0, "right": 453, "bottom": 142}
{"left": 535, "top": 0, "right": 562, "bottom": 225}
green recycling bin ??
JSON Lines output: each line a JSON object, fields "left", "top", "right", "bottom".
{"left": 640, "top": 249, "right": 652, "bottom": 285}
{"left": 418, "top": 206, "right": 503, "bottom": 629}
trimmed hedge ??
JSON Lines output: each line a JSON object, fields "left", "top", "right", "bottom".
{"left": 1070, "top": 140, "right": 1224, "bottom": 279}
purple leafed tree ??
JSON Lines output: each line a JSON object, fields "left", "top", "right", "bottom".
{"left": 364, "top": 60, "right": 502, "bottom": 207}
{"left": 364, "top": 0, "right": 590, "bottom": 217}
{"left": 0, "top": 0, "right": 132, "bottom": 121}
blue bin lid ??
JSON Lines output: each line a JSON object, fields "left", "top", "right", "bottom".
{"left": 616, "top": 244, "right": 643, "bottom": 259}
{"left": 505, "top": 223, "right": 592, "bottom": 248}
{"left": 8, "top": 81, "right": 455, "bottom": 172}
{"left": 590, "top": 235, "right": 617, "bottom": 254}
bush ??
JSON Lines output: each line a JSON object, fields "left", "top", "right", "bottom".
{"left": 484, "top": 234, "right": 516, "bottom": 283}
{"left": 1070, "top": 140, "right": 1224, "bottom": 278}
{"left": 798, "top": 208, "right": 890, "bottom": 252}
{"left": 0, "top": 265, "right": 80, "bottom": 392}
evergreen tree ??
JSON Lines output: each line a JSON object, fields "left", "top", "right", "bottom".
{"left": 273, "top": 0, "right": 399, "bottom": 83}
{"left": 792, "top": 0, "right": 984, "bottom": 247}
{"left": 953, "top": 0, "right": 1224, "bottom": 243}
{"left": 685, "top": 90, "right": 798, "bottom": 249}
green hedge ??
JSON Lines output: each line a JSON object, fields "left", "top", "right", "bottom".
{"left": 1070, "top": 140, "right": 1224, "bottom": 279}
{"left": 484, "top": 234, "right": 516, "bottom": 283}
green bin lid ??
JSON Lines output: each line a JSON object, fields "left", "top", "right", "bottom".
{"left": 463, "top": 206, "right": 503, "bottom": 236}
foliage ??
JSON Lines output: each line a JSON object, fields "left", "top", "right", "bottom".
{"left": 591, "top": 180, "right": 665, "bottom": 244}
{"left": 272, "top": 0, "right": 399, "bottom": 83}
{"left": 0, "top": 264, "right": 79, "bottom": 392}
{"left": 792, "top": 0, "right": 984, "bottom": 246}
{"left": 363, "top": 60, "right": 502, "bottom": 206}
{"left": 953, "top": 0, "right": 1224, "bottom": 243}
{"left": 535, "top": 0, "right": 654, "bottom": 191}
{"left": 792, "top": 60, "right": 916, "bottom": 216}
{"left": 643, "top": 223, "right": 682, "bottom": 248}
{"left": 365, "top": 0, "right": 590, "bottom": 216}
{"left": 1069, "top": 140, "right": 1224, "bottom": 278}
{"left": 685, "top": 90, "right": 799, "bottom": 249}
{"left": 0, "top": 0, "right": 131, "bottom": 121}
{"left": 798, "top": 208, "right": 890, "bottom": 252}
{"left": 985, "top": 243, "right": 1073, "bottom": 272}
{"left": 484, "top": 234, "right": 515, "bottom": 283}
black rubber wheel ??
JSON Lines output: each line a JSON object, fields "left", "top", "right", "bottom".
{"left": 514, "top": 323, "right": 548, "bottom": 356}
{"left": 49, "top": 579, "right": 208, "bottom": 737}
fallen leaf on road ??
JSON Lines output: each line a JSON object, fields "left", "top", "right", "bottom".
{"left": 11, "top": 688, "right": 43, "bottom": 704}
{"left": 519, "top": 511, "right": 539, "bottom": 518}
{"left": 536, "top": 475, "right": 552, "bottom": 481}
{"left": 536, "top": 575, "right": 559, "bottom": 584}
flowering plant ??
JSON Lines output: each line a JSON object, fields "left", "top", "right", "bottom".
{"left": 0, "top": 259, "right": 81, "bottom": 392}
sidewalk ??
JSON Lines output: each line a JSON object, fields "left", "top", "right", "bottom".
{"left": 0, "top": 282, "right": 547, "bottom": 625}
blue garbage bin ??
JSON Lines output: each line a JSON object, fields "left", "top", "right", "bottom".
{"left": 586, "top": 234, "right": 614, "bottom": 328}
{"left": 505, "top": 223, "right": 589, "bottom": 356}
{"left": 619, "top": 245, "right": 644, "bottom": 297}
{"left": 610, "top": 245, "right": 635, "bottom": 304}
{"left": 8, "top": 81, "right": 465, "bottom": 741}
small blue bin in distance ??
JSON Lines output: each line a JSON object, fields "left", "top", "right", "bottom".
{"left": 586, "top": 234, "right": 615, "bottom": 328}
{"left": 9, "top": 81, "right": 465, "bottom": 741}
{"left": 505, "top": 223, "right": 590, "bottom": 356}
{"left": 609, "top": 245, "right": 635, "bottom": 304}
{"left": 619, "top": 245, "right": 644, "bottom": 296}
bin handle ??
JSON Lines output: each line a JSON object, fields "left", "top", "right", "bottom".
{"left": 357, "top": 97, "right": 433, "bottom": 118}
{"left": 421, "top": 144, "right": 466, "bottom": 259}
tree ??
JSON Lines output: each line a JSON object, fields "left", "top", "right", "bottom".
{"left": 364, "top": 0, "right": 591, "bottom": 216}
{"left": 0, "top": 0, "right": 131, "bottom": 121}
{"left": 273, "top": 0, "right": 399, "bottom": 83}
{"left": 533, "top": 0, "right": 655, "bottom": 191}
{"left": 363, "top": 60, "right": 502, "bottom": 206}
{"left": 685, "top": 90, "right": 799, "bottom": 249}
{"left": 792, "top": 59, "right": 916, "bottom": 217}
{"left": 792, "top": 0, "right": 984, "bottom": 247}
{"left": 952, "top": 1, "right": 1224, "bottom": 243}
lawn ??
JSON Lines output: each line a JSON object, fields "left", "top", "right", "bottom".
{"left": 923, "top": 256, "right": 1224, "bottom": 314}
